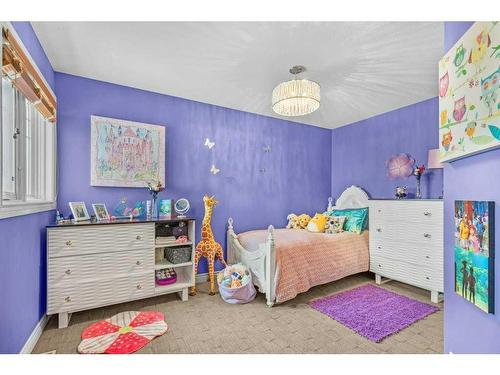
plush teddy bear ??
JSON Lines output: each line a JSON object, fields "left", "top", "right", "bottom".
{"left": 286, "top": 213, "right": 300, "bottom": 229}
{"left": 307, "top": 213, "right": 328, "bottom": 233}
{"left": 297, "top": 214, "right": 311, "bottom": 229}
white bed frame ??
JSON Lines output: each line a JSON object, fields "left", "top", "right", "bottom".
{"left": 226, "top": 185, "right": 369, "bottom": 307}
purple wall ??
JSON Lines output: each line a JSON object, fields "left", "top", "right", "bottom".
{"left": 0, "top": 22, "right": 55, "bottom": 353}
{"left": 331, "top": 98, "right": 443, "bottom": 200}
{"left": 55, "top": 72, "right": 332, "bottom": 275}
{"left": 443, "top": 22, "right": 500, "bottom": 354}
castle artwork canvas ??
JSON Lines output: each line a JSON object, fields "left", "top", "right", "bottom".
{"left": 454, "top": 200, "right": 495, "bottom": 313}
{"left": 439, "top": 21, "right": 500, "bottom": 162}
{"left": 91, "top": 116, "right": 165, "bottom": 187}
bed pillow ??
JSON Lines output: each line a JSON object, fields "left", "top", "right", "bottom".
{"left": 329, "top": 208, "right": 368, "bottom": 234}
{"left": 325, "top": 216, "right": 346, "bottom": 234}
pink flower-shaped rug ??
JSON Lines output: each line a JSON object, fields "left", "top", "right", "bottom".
{"left": 78, "top": 311, "right": 168, "bottom": 354}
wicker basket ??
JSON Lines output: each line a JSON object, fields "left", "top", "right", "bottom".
{"left": 165, "top": 246, "right": 192, "bottom": 264}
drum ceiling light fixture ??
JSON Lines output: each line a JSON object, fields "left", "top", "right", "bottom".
{"left": 272, "top": 65, "right": 320, "bottom": 117}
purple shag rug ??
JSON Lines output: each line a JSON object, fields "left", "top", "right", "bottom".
{"left": 309, "top": 284, "right": 439, "bottom": 342}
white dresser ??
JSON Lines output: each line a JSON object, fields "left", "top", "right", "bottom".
{"left": 368, "top": 199, "right": 443, "bottom": 303}
{"left": 47, "top": 219, "right": 195, "bottom": 328}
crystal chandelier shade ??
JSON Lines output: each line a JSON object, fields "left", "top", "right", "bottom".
{"left": 272, "top": 66, "right": 320, "bottom": 117}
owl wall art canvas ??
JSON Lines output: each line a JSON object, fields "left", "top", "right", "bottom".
{"left": 439, "top": 21, "right": 500, "bottom": 162}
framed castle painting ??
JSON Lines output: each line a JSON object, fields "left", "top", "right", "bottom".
{"left": 90, "top": 116, "right": 165, "bottom": 187}
{"left": 454, "top": 200, "right": 495, "bottom": 313}
{"left": 439, "top": 21, "right": 500, "bottom": 162}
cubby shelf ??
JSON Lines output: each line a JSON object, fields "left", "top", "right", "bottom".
{"left": 154, "top": 280, "right": 192, "bottom": 295}
{"left": 154, "top": 260, "right": 193, "bottom": 270}
{"left": 154, "top": 241, "right": 193, "bottom": 248}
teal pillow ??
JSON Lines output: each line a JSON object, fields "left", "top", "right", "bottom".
{"left": 330, "top": 208, "right": 368, "bottom": 234}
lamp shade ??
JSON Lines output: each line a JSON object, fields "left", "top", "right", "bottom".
{"left": 272, "top": 79, "right": 320, "bottom": 117}
{"left": 427, "top": 149, "right": 444, "bottom": 169}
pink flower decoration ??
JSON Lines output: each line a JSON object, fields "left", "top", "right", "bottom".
{"left": 386, "top": 153, "right": 415, "bottom": 180}
{"left": 78, "top": 311, "right": 168, "bottom": 354}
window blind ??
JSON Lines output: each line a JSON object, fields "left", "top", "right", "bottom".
{"left": 2, "top": 27, "right": 56, "bottom": 122}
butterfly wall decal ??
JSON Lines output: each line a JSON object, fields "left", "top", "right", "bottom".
{"left": 204, "top": 138, "right": 215, "bottom": 149}
{"left": 210, "top": 164, "right": 220, "bottom": 175}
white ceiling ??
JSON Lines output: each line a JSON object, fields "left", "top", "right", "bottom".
{"left": 32, "top": 22, "right": 443, "bottom": 129}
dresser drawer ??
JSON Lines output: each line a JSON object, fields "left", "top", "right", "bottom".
{"left": 370, "top": 239, "right": 443, "bottom": 268}
{"left": 48, "top": 224, "right": 154, "bottom": 258}
{"left": 370, "top": 222, "right": 442, "bottom": 247}
{"left": 370, "top": 255, "right": 443, "bottom": 292}
{"left": 48, "top": 248, "right": 153, "bottom": 286}
{"left": 47, "top": 271, "right": 153, "bottom": 314}
{"left": 370, "top": 200, "right": 443, "bottom": 225}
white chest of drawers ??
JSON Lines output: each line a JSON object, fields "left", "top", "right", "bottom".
{"left": 47, "top": 219, "right": 195, "bottom": 328}
{"left": 368, "top": 199, "right": 444, "bottom": 303}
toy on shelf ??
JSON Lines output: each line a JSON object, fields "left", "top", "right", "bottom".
{"left": 189, "top": 195, "right": 227, "bottom": 296}
{"left": 155, "top": 268, "right": 177, "bottom": 286}
{"left": 113, "top": 197, "right": 146, "bottom": 218}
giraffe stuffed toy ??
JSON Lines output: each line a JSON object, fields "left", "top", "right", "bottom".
{"left": 189, "top": 195, "right": 227, "bottom": 296}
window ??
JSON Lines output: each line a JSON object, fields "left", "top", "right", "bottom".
{"left": 1, "top": 25, "right": 56, "bottom": 219}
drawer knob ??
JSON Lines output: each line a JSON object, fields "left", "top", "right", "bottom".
{"left": 376, "top": 228, "right": 382, "bottom": 232}
{"left": 65, "top": 269, "right": 71, "bottom": 275}
{"left": 377, "top": 246, "right": 381, "bottom": 249}
{"left": 136, "top": 284, "right": 142, "bottom": 290}
{"left": 423, "top": 233, "right": 432, "bottom": 238}
{"left": 424, "top": 211, "right": 432, "bottom": 216}
{"left": 425, "top": 255, "right": 430, "bottom": 259}
{"left": 378, "top": 209, "right": 381, "bottom": 213}
{"left": 65, "top": 296, "right": 71, "bottom": 302}
{"left": 136, "top": 235, "right": 142, "bottom": 240}
{"left": 65, "top": 240, "right": 73, "bottom": 246}
{"left": 426, "top": 276, "right": 430, "bottom": 280}
{"left": 378, "top": 264, "right": 382, "bottom": 268}
{"left": 136, "top": 260, "right": 142, "bottom": 266}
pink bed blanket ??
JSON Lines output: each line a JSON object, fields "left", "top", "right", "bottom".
{"left": 237, "top": 229, "right": 369, "bottom": 303}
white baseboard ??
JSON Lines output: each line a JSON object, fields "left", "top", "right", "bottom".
{"left": 20, "top": 314, "right": 48, "bottom": 354}
{"left": 195, "top": 270, "right": 222, "bottom": 284}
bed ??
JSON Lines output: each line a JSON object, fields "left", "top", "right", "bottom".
{"left": 226, "top": 185, "right": 370, "bottom": 306}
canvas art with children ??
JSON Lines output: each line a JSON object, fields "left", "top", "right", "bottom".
{"left": 454, "top": 200, "right": 495, "bottom": 313}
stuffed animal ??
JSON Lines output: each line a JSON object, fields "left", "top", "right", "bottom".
{"left": 325, "top": 216, "right": 347, "bottom": 234}
{"left": 297, "top": 214, "right": 311, "bottom": 229}
{"left": 286, "top": 213, "right": 300, "bottom": 229}
{"left": 307, "top": 213, "right": 327, "bottom": 233}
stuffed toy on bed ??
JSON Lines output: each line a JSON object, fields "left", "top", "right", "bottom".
{"left": 307, "top": 213, "right": 327, "bottom": 233}
{"left": 286, "top": 213, "right": 300, "bottom": 229}
{"left": 325, "top": 216, "right": 347, "bottom": 234}
{"left": 297, "top": 214, "right": 311, "bottom": 229}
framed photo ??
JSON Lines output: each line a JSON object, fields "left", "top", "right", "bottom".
{"left": 159, "top": 199, "right": 172, "bottom": 218}
{"left": 92, "top": 203, "right": 110, "bottom": 221}
{"left": 69, "top": 202, "right": 90, "bottom": 222}
{"left": 454, "top": 200, "right": 495, "bottom": 313}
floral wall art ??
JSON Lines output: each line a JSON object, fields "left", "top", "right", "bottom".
{"left": 90, "top": 116, "right": 165, "bottom": 187}
{"left": 439, "top": 21, "right": 500, "bottom": 162}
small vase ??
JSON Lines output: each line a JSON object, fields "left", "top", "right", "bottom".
{"left": 152, "top": 196, "right": 158, "bottom": 219}
{"left": 416, "top": 177, "right": 422, "bottom": 199}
